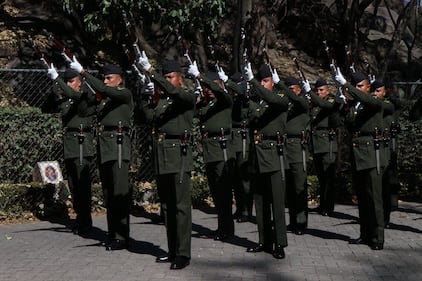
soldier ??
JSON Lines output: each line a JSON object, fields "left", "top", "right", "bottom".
{"left": 279, "top": 76, "right": 310, "bottom": 235}
{"left": 70, "top": 59, "right": 133, "bottom": 251}
{"left": 217, "top": 70, "right": 252, "bottom": 223}
{"left": 188, "top": 62, "right": 235, "bottom": 242}
{"left": 137, "top": 53, "right": 195, "bottom": 270}
{"left": 244, "top": 64, "right": 289, "bottom": 259}
{"left": 47, "top": 66, "right": 95, "bottom": 235}
{"left": 371, "top": 80, "right": 397, "bottom": 228}
{"left": 306, "top": 78, "right": 342, "bottom": 216}
{"left": 334, "top": 70, "right": 385, "bottom": 250}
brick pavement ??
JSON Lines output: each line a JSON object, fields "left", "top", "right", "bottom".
{"left": 0, "top": 202, "right": 421, "bottom": 281}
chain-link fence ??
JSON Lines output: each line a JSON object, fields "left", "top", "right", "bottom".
{"left": 0, "top": 69, "right": 154, "bottom": 184}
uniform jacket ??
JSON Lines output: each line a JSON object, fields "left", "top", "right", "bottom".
{"left": 197, "top": 76, "right": 233, "bottom": 163}
{"left": 344, "top": 83, "right": 383, "bottom": 171}
{"left": 248, "top": 79, "right": 289, "bottom": 174}
{"left": 140, "top": 70, "right": 195, "bottom": 175}
{"left": 83, "top": 72, "right": 133, "bottom": 164}
{"left": 226, "top": 79, "right": 250, "bottom": 153}
{"left": 277, "top": 82, "right": 310, "bottom": 165}
{"left": 53, "top": 78, "right": 95, "bottom": 160}
{"left": 309, "top": 92, "right": 341, "bottom": 154}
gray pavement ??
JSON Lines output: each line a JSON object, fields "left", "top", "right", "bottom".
{"left": 1, "top": 202, "right": 421, "bottom": 281}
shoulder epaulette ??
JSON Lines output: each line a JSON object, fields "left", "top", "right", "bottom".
{"left": 328, "top": 97, "right": 335, "bottom": 103}
{"left": 277, "top": 92, "right": 285, "bottom": 97}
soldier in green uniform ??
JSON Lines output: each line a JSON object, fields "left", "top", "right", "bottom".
{"left": 306, "top": 78, "right": 342, "bottom": 216}
{"left": 243, "top": 63, "right": 290, "bottom": 259}
{"left": 371, "top": 80, "right": 397, "bottom": 228}
{"left": 217, "top": 70, "right": 252, "bottom": 223}
{"left": 188, "top": 62, "right": 235, "bottom": 241}
{"left": 47, "top": 66, "right": 95, "bottom": 235}
{"left": 278, "top": 76, "right": 310, "bottom": 235}
{"left": 137, "top": 53, "right": 195, "bottom": 270}
{"left": 334, "top": 70, "right": 385, "bottom": 250}
{"left": 70, "top": 58, "right": 133, "bottom": 251}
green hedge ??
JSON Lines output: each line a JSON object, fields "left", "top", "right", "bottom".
{"left": 0, "top": 107, "right": 63, "bottom": 183}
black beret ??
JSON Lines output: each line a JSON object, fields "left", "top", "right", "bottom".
{"left": 102, "top": 64, "right": 123, "bottom": 75}
{"left": 258, "top": 65, "right": 272, "bottom": 80}
{"left": 231, "top": 72, "right": 243, "bottom": 83}
{"left": 350, "top": 72, "right": 367, "bottom": 86}
{"left": 63, "top": 69, "right": 79, "bottom": 82}
{"left": 370, "top": 79, "right": 385, "bottom": 92}
{"left": 314, "top": 77, "right": 328, "bottom": 88}
{"left": 162, "top": 60, "right": 181, "bottom": 75}
{"left": 205, "top": 71, "right": 220, "bottom": 81}
{"left": 284, "top": 76, "right": 300, "bottom": 86}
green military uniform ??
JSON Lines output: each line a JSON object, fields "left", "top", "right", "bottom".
{"left": 309, "top": 79, "right": 342, "bottom": 215}
{"left": 226, "top": 77, "right": 252, "bottom": 221}
{"left": 247, "top": 66, "right": 289, "bottom": 256}
{"left": 409, "top": 95, "right": 422, "bottom": 121}
{"left": 278, "top": 77, "right": 309, "bottom": 234}
{"left": 198, "top": 73, "right": 234, "bottom": 240}
{"left": 53, "top": 70, "right": 95, "bottom": 233}
{"left": 343, "top": 72, "right": 384, "bottom": 249}
{"left": 139, "top": 61, "right": 195, "bottom": 261}
{"left": 82, "top": 66, "right": 133, "bottom": 246}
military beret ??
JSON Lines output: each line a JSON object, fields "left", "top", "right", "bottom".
{"left": 314, "top": 77, "right": 328, "bottom": 88}
{"left": 258, "top": 64, "right": 272, "bottom": 80}
{"left": 162, "top": 60, "right": 181, "bottom": 75}
{"left": 284, "top": 76, "right": 300, "bottom": 86}
{"left": 205, "top": 71, "right": 220, "bottom": 81}
{"left": 370, "top": 79, "right": 385, "bottom": 92}
{"left": 63, "top": 69, "right": 79, "bottom": 82}
{"left": 350, "top": 72, "right": 367, "bottom": 86}
{"left": 231, "top": 72, "right": 243, "bottom": 83}
{"left": 102, "top": 64, "right": 123, "bottom": 75}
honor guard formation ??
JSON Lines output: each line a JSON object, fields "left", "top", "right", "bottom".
{"left": 41, "top": 25, "right": 409, "bottom": 271}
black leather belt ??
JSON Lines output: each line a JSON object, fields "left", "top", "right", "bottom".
{"left": 232, "top": 124, "right": 249, "bottom": 129}
{"left": 203, "top": 130, "right": 231, "bottom": 138}
{"left": 352, "top": 132, "right": 373, "bottom": 138}
{"left": 286, "top": 134, "right": 302, "bottom": 138}
{"left": 103, "top": 126, "right": 130, "bottom": 132}
{"left": 65, "top": 127, "right": 92, "bottom": 132}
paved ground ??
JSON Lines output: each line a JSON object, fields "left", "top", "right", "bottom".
{"left": 0, "top": 202, "right": 421, "bottom": 281}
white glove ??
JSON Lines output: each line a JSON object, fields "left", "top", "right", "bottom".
{"left": 193, "top": 85, "right": 202, "bottom": 96}
{"left": 69, "top": 55, "right": 83, "bottom": 73}
{"left": 187, "top": 61, "right": 200, "bottom": 78}
{"left": 137, "top": 50, "right": 151, "bottom": 71}
{"left": 217, "top": 66, "right": 228, "bottom": 83}
{"left": 47, "top": 63, "right": 59, "bottom": 80}
{"left": 302, "top": 79, "right": 311, "bottom": 93}
{"left": 335, "top": 89, "right": 347, "bottom": 104}
{"left": 244, "top": 62, "right": 254, "bottom": 82}
{"left": 334, "top": 67, "right": 346, "bottom": 86}
{"left": 142, "top": 82, "right": 154, "bottom": 96}
{"left": 271, "top": 68, "right": 280, "bottom": 84}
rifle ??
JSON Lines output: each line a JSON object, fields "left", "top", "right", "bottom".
{"left": 293, "top": 57, "right": 307, "bottom": 84}
{"left": 364, "top": 59, "right": 376, "bottom": 82}
{"left": 206, "top": 36, "right": 227, "bottom": 93}
{"left": 44, "top": 30, "right": 100, "bottom": 100}
{"left": 181, "top": 39, "right": 203, "bottom": 98}
{"left": 344, "top": 45, "right": 355, "bottom": 73}
{"left": 240, "top": 27, "right": 251, "bottom": 98}
{"left": 30, "top": 37, "right": 50, "bottom": 68}
{"left": 262, "top": 46, "right": 274, "bottom": 72}
{"left": 323, "top": 40, "right": 348, "bottom": 103}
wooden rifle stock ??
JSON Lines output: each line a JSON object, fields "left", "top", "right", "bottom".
{"left": 30, "top": 37, "right": 50, "bottom": 68}
{"left": 43, "top": 30, "right": 73, "bottom": 63}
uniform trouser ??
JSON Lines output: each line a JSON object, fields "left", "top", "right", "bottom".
{"left": 251, "top": 170, "right": 287, "bottom": 247}
{"left": 314, "top": 152, "right": 337, "bottom": 212}
{"left": 382, "top": 157, "right": 399, "bottom": 224}
{"left": 286, "top": 162, "right": 308, "bottom": 228}
{"left": 232, "top": 151, "right": 252, "bottom": 217}
{"left": 205, "top": 159, "right": 235, "bottom": 236}
{"left": 100, "top": 160, "right": 131, "bottom": 241}
{"left": 353, "top": 167, "right": 384, "bottom": 245}
{"left": 65, "top": 157, "right": 93, "bottom": 229}
{"left": 157, "top": 172, "right": 192, "bottom": 258}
